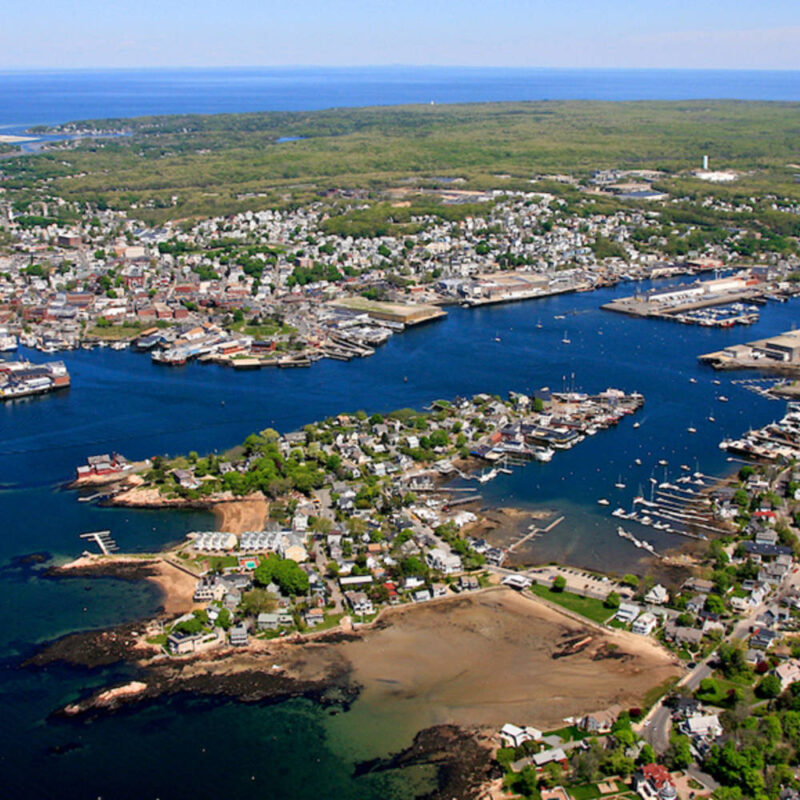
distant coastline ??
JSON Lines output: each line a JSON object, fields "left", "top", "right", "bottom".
{"left": 1, "top": 66, "right": 799, "bottom": 132}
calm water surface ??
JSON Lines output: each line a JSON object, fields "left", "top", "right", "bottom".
{"left": 1, "top": 66, "right": 799, "bottom": 132}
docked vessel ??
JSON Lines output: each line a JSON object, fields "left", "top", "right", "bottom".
{"left": 0, "top": 359, "right": 70, "bottom": 400}
{"left": 0, "top": 328, "right": 18, "bottom": 352}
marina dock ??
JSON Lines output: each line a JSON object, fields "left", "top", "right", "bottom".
{"left": 601, "top": 273, "right": 769, "bottom": 327}
{"left": 698, "top": 328, "right": 800, "bottom": 374}
{"left": 508, "top": 515, "right": 565, "bottom": 552}
{"left": 79, "top": 530, "right": 118, "bottom": 555}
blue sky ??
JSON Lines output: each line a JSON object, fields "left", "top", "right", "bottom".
{"left": 2, "top": 0, "right": 799, "bottom": 70}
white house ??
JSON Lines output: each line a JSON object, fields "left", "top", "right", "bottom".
{"left": 774, "top": 660, "right": 800, "bottom": 690}
{"left": 500, "top": 723, "right": 542, "bottom": 748}
{"left": 191, "top": 531, "right": 237, "bottom": 552}
{"left": 632, "top": 612, "right": 657, "bottom": 636}
{"left": 682, "top": 713, "right": 722, "bottom": 739}
{"left": 645, "top": 584, "right": 669, "bottom": 606}
{"left": 616, "top": 601, "right": 641, "bottom": 624}
{"left": 344, "top": 590, "right": 374, "bottom": 616}
{"left": 532, "top": 748, "right": 568, "bottom": 768}
{"left": 730, "top": 595, "right": 749, "bottom": 613}
{"left": 425, "top": 547, "right": 462, "bottom": 575}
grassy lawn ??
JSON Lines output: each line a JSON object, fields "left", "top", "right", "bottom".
{"left": 697, "top": 675, "right": 755, "bottom": 707}
{"left": 230, "top": 320, "right": 297, "bottom": 339}
{"left": 204, "top": 555, "right": 241, "bottom": 571}
{"left": 88, "top": 323, "right": 143, "bottom": 340}
{"left": 642, "top": 676, "right": 680, "bottom": 710}
{"left": 544, "top": 724, "right": 594, "bottom": 742}
{"left": 529, "top": 584, "right": 613, "bottom": 624}
{"left": 570, "top": 785, "right": 602, "bottom": 800}
{"left": 308, "top": 612, "right": 345, "bottom": 633}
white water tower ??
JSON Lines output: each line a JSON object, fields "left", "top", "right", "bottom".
{"left": 702, "top": 155, "right": 709, "bottom": 170}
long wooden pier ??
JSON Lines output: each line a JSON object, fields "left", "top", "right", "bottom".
{"left": 509, "top": 515, "right": 565, "bottom": 552}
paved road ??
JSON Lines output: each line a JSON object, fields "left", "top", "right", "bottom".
{"left": 687, "top": 766, "right": 720, "bottom": 792}
{"left": 643, "top": 566, "right": 800, "bottom": 754}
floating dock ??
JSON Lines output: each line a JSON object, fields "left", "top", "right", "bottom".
{"left": 79, "top": 530, "right": 118, "bottom": 555}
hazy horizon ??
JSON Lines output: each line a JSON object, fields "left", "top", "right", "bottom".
{"left": 4, "top": 0, "right": 800, "bottom": 71}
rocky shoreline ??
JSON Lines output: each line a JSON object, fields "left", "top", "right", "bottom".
{"left": 43, "top": 558, "right": 162, "bottom": 584}
{"left": 52, "top": 660, "right": 359, "bottom": 721}
{"left": 24, "top": 620, "right": 495, "bottom": 798}
{"left": 23, "top": 569, "right": 678, "bottom": 800}
{"left": 24, "top": 619, "right": 159, "bottom": 669}
{"left": 354, "top": 724, "right": 496, "bottom": 800}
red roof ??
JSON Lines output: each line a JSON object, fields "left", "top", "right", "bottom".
{"left": 642, "top": 764, "right": 673, "bottom": 790}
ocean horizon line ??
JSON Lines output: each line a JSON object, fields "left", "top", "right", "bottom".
{"left": 1, "top": 64, "right": 799, "bottom": 75}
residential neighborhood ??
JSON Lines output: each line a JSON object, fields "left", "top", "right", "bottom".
{"left": 2, "top": 183, "right": 799, "bottom": 371}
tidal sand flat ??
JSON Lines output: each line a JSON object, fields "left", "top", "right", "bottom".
{"left": 327, "top": 588, "right": 681, "bottom": 755}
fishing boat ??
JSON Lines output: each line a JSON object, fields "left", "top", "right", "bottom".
{"left": 658, "top": 459, "right": 668, "bottom": 466}
{"left": 597, "top": 498, "right": 610, "bottom": 506}
{"left": 614, "top": 475, "right": 626, "bottom": 489}
{"left": 477, "top": 468, "right": 498, "bottom": 484}
{"left": 634, "top": 458, "right": 642, "bottom": 465}
{"left": 561, "top": 331, "right": 571, "bottom": 344}
{"left": 632, "top": 421, "right": 641, "bottom": 429}
{"left": 718, "top": 396, "right": 729, "bottom": 402}
{"left": 687, "top": 426, "right": 697, "bottom": 434}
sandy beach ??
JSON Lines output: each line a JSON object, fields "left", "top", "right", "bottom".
{"left": 110, "top": 486, "right": 268, "bottom": 535}
{"left": 35, "top": 581, "right": 682, "bottom": 794}
{"left": 44, "top": 584, "right": 679, "bottom": 734}
{"left": 0, "top": 134, "right": 36, "bottom": 143}
{"left": 55, "top": 554, "right": 200, "bottom": 615}
{"left": 71, "top": 586, "right": 678, "bottom": 738}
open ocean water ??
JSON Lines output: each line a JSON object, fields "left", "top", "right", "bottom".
{"left": 0, "top": 66, "right": 798, "bottom": 131}
{"left": 0, "top": 67, "right": 799, "bottom": 798}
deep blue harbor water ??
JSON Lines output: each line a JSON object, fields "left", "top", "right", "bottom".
{"left": 2, "top": 276, "right": 799, "bottom": 798}
{"left": 0, "top": 66, "right": 798, "bottom": 132}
